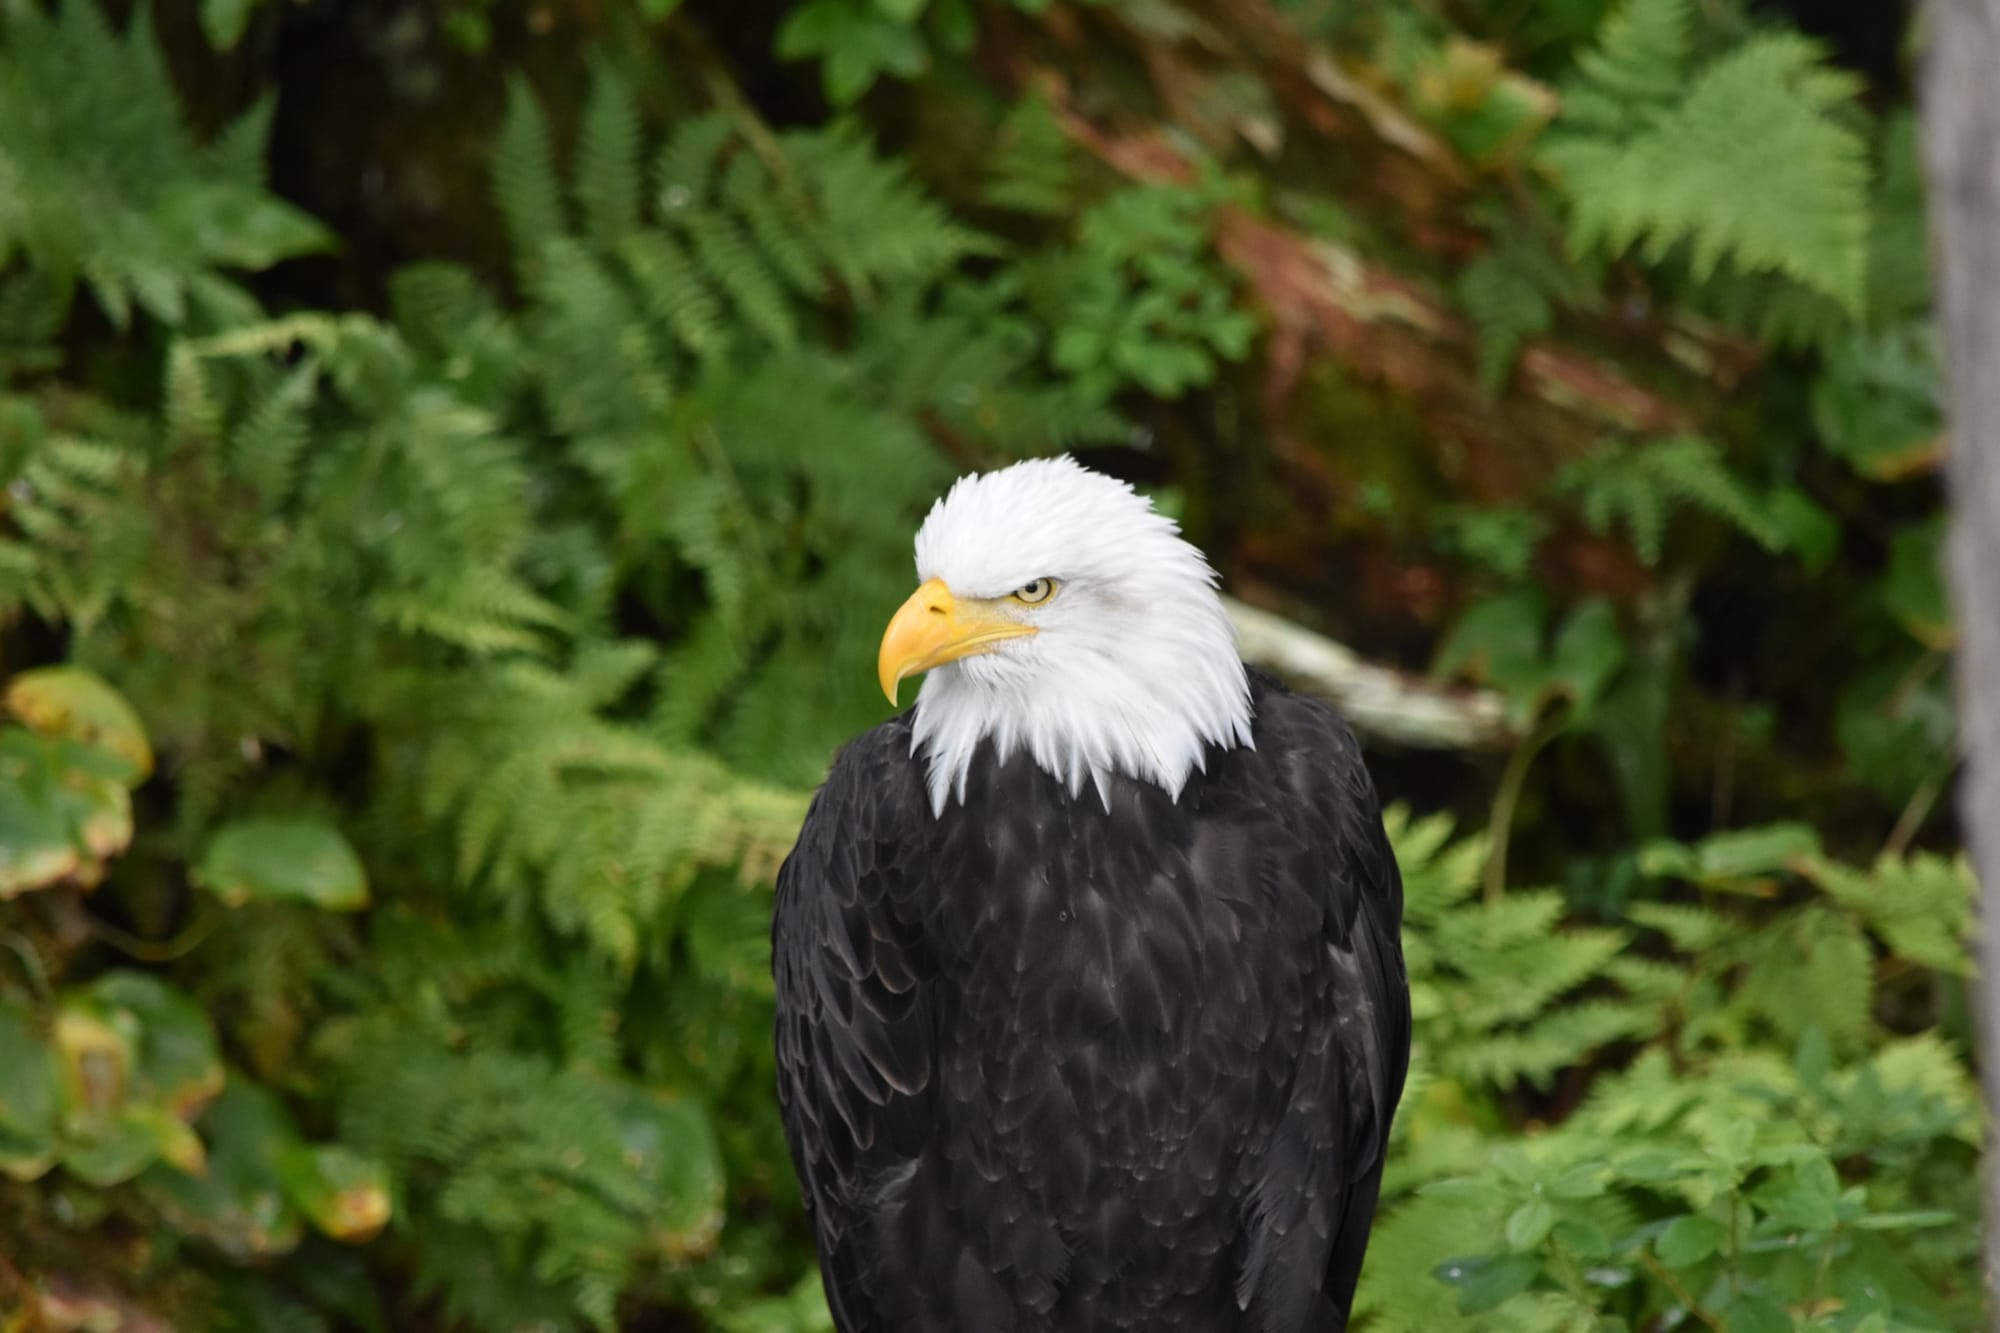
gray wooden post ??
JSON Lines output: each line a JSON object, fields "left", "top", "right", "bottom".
{"left": 1921, "top": 0, "right": 2000, "bottom": 1314}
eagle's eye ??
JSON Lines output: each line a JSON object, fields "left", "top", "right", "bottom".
{"left": 1011, "top": 578, "right": 1057, "bottom": 606}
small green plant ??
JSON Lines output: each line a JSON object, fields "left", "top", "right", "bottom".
{"left": 1024, "top": 184, "right": 1257, "bottom": 402}
{"left": 1357, "top": 815, "right": 1980, "bottom": 1331}
{"left": 778, "top": 0, "right": 1084, "bottom": 105}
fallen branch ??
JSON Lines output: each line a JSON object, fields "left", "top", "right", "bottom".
{"left": 1224, "top": 595, "right": 1511, "bottom": 749}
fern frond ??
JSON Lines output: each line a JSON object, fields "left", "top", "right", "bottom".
{"left": 493, "top": 77, "right": 568, "bottom": 276}
{"left": 725, "top": 154, "right": 824, "bottom": 299}
{"left": 206, "top": 94, "right": 277, "bottom": 185}
{"left": 1628, "top": 900, "right": 1730, "bottom": 952}
{"left": 1455, "top": 223, "right": 1593, "bottom": 392}
{"left": 377, "top": 567, "right": 568, "bottom": 658}
{"left": 616, "top": 230, "right": 731, "bottom": 362}
{"left": 1548, "top": 14, "right": 1870, "bottom": 313}
{"left": 1558, "top": 435, "right": 1782, "bottom": 562}
{"left": 1559, "top": 0, "right": 1693, "bottom": 131}
{"left": 984, "top": 93, "right": 1073, "bottom": 216}
{"left": 679, "top": 209, "right": 796, "bottom": 348}
{"left": 529, "top": 238, "right": 671, "bottom": 435}
{"left": 575, "top": 63, "right": 642, "bottom": 247}
{"left": 1738, "top": 906, "right": 1874, "bottom": 1049}
{"left": 785, "top": 124, "right": 982, "bottom": 298}
{"left": 228, "top": 359, "right": 316, "bottom": 504}
{"left": 1451, "top": 1000, "right": 1658, "bottom": 1089}
{"left": 653, "top": 112, "right": 738, "bottom": 214}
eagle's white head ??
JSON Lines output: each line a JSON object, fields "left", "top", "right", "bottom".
{"left": 879, "top": 456, "right": 1253, "bottom": 815}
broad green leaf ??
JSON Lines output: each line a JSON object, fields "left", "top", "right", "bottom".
{"left": 1550, "top": 1217, "right": 1611, "bottom": 1259}
{"left": 1546, "top": 1163, "right": 1609, "bottom": 1199}
{"left": 1850, "top": 1209, "right": 1958, "bottom": 1231}
{"left": 1723, "top": 1291, "right": 1794, "bottom": 1333}
{"left": 608, "top": 1086, "right": 724, "bottom": 1257}
{"left": 1655, "top": 1213, "right": 1725, "bottom": 1267}
{"left": 1615, "top": 1149, "right": 1696, "bottom": 1182}
{"left": 193, "top": 816, "right": 369, "bottom": 910}
{"left": 1641, "top": 823, "right": 1821, "bottom": 886}
{"left": 1415, "top": 40, "right": 1558, "bottom": 166}
{"left": 1445, "top": 1251, "right": 1540, "bottom": 1313}
{"left": 1504, "top": 1198, "right": 1555, "bottom": 1250}
{"left": 60, "top": 1106, "right": 182, "bottom": 1186}
{"left": 50, "top": 973, "right": 222, "bottom": 1185}
{"left": 200, "top": 0, "right": 259, "bottom": 50}
{"left": 142, "top": 1078, "right": 304, "bottom": 1260}
{"left": 0, "top": 1004, "right": 59, "bottom": 1180}
{"left": 1548, "top": 599, "right": 1626, "bottom": 717}
{"left": 87, "top": 971, "right": 225, "bottom": 1118}
{"left": 68, "top": 769, "right": 133, "bottom": 873}
{"left": 1810, "top": 322, "right": 1941, "bottom": 481}
{"left": 778, "top": 0, "right": 929, "bottom": 104}
{"left": 0, "top": 731, "right": 82, "bottom": 897}
{"left": 1882, "top": 519, "right": 1952, "bottom": 649}
{"left": 1750, "top": 1154, "right": 1840, "bottom": 1233}
{"left": 5, "top": 666, "right": 152, "bottom": 782}
{"left": 1434, "top": 589, "right": 1550, "bottom": 724}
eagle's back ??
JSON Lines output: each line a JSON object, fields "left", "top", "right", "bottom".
{"left": 773, "top": 670, "right": 1410, "bottom": 1332}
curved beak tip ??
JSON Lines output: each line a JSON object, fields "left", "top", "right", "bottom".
{"left": 875, "top": 577, "right": 1035, "bottom": 710}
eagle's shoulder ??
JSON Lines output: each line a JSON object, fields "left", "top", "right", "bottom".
{"left": 1238, "top": 668, "right": 1401, "bottom": 915}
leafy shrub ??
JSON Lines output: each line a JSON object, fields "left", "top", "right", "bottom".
{"left": 0, "top": 0, "right": 1979, "bottom": 1330}
{"left": 1359, "top": 815, "right": 1980, "bottom": 1331}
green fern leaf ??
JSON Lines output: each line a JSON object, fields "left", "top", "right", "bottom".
{"left": 1548, "top": 22, "right": 1870, "bottom": 313}
{"left": 1560, "top": 0, "right": 1693, "bottom": 132}
{"left": 492, "top": 77, "right": 568, "bottom": 276}
{"left": 1558, "top": 435, "right": 1782, "bottom": 562}
{"left": 575, "top": 63, "right": 642, "bottom": 246}
{"left": 786, "top": 125, "right": 981, "bottom": 298}
{"left": 725, "top": 154, "right": 824, "bottom": 299}
{"left": 984, "top": 93, "right": 1073, "bottom": 216}
{"left": 679, "top": 209, "right": 796, "bottom": 348}
{"left": 616, "top": 230, "right": 731, "bottom": 361}
{"left": 228, "top": 359, "right": 316, "bottom": 504}
{"left": 653, "top": 112, "right": 738, "bottom": 215}
{"left": 205, "top": 94, "right": 277, "bottom": 184}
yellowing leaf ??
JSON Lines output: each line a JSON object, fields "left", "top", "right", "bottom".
{"left": 279, "top": 1144, "right": 392, "bottom": 1243}
{"left": 5, "top": 666, "right": 152, "bottom": 784}
{"left": 89, "top": 972, "right": 226, "bottom": 1119}
{"left": 53, "top": 997, "right": 136, "bottom": 1119}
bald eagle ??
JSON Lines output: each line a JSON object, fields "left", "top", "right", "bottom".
{"left": 774, "top": 457, "right": 1409, "bottom": 1332}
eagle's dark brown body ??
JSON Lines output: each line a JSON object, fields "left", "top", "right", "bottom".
{"left": 773, "top": 670, "right": 1409, "bottom": 1331}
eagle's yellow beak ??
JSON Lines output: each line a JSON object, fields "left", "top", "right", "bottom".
{"left": 877, "top": 578, "right": 1037, "bottom": 706}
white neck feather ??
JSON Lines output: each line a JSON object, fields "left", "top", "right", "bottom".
{"left": 903, "top": 458, "right": 1255, "bottom": 816}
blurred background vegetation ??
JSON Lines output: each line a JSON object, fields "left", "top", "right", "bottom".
{"left": 0, "top": 0, "right": 1983, "bottom": 1328}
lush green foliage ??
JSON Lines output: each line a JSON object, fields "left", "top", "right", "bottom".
{"left": 1361, "top": 814, "right": 1978, "bottom": 1330}
{"left": 0, "top": 0, "right": 1979, "bottom": 1330}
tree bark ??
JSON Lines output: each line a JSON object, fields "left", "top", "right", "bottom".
{"left": 1920, "top": 0, "right": 2000, "bottom": 1314}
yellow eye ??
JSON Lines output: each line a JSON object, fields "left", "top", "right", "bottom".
{"left": 1011, "top": 578, "right": 1056, "bottom": 605}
